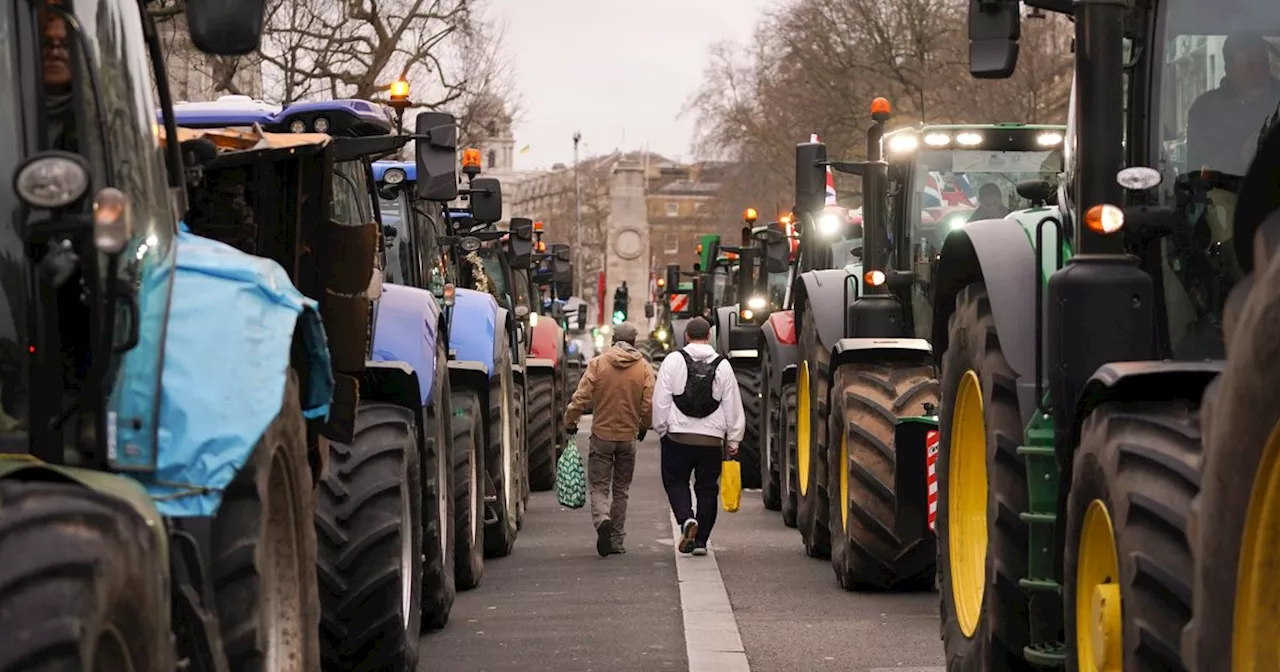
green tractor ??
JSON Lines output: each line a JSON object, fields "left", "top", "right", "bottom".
{"left": 925, "top": 0, "right": 1279, "bottom": 668}
{"left": 794, "top": 100, "right": 1068, "bottom": 589}
{"left": 712, "top": 210, "right": 793, "bottom": 490}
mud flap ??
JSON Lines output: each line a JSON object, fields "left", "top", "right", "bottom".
{"left": 893, "top": 418, "right": 939, "bottom": 550}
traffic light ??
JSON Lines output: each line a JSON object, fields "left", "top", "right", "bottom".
{"left": 612, "top": 285, "right": 629, "bottom": 324}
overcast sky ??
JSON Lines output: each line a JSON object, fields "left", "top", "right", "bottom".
{"left": 483, "top": 0, "right": 778, "bottom": 170}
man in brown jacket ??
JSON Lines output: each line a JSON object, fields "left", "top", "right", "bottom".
{"left": 564, "top": 322, "right": 656, "bottom": 557}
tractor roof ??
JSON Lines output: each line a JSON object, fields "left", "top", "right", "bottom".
{"left": 170, "top": 95, "right": 395, "bottom": 137}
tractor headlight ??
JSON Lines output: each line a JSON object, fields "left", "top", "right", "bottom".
{"left": 948, "top": 214, "right": 968, "bottom": 230}
{"left": 816, "top": 211, "right": 842, "bottom": 237}
{"left": 313, "top": 116, "right": 330, "bottom": 133}
{"left": 15, "top": 152, "right": 90, "bottom": 209}
{"left": 384, "top": 168, "right": 406, "bottom": 185}
{"left": 746, "top": 295, "right": 766, "bottom": 311}
{"left": 289, "top": 119, "right": 306, "bottom": 133}
{"left": 529, "top": 311, "right": 538, "bottom": 327}
{"left": 956, "top": 131, "right": 983, "bottom": 146}
{"left": 655, "top": 328, "right": 668, "bottom": 342}
{"left": 888, "top": 135, "right": 919, "bottom": 154}
{"left": 741, "top": 309, "right": 754, "bottom": 320}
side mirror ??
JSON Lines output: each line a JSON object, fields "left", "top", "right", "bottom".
{"left": 507, "top": 217, "right": 534, "bottom": 269}
{"left": 1016, "top": 179, "right": 1054, "bottom": 206}
{"left": 795, "top": 142, "right": 828, "bottom": 214}
{"left": 644, "top": 302, "right": 654, "bottom": 318}
{"left": 968, "top": 0, "right": 1020, "bottom": 79}
{"left": 185, "top": 0, "right": 266, "bottom": 55}
{"left": 469, "top": 177, "right": 503, "bottom": 224}
{"left": 415, "top": 112, "right": 459, "bottom": 202}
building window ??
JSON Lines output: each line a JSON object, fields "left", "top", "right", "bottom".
{"left": 488, "top": 150, "right": 497, "bottom": 169}
{"left": 663, "top": 233, "right": 679, "bottom": 254}
{"left": 665, "top": 201, "right": 679, "bottom": 217}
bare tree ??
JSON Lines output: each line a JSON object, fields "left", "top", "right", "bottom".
{"left": 688, "top": 0, "right": 1073, "bottom": 217}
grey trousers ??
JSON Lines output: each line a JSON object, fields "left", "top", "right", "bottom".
{"left": 588, "top": 436, "right": 638, "bottom": 545}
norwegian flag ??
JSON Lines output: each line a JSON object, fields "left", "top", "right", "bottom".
{"left": 811, "top": 133, "right": 838, "bottom": 206}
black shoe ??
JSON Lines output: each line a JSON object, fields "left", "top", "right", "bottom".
{"left": 609, "top": 545, "right": 626, "bottom": 555}
{"left": 596, "top": 519, "right": 614, "bottom": 557}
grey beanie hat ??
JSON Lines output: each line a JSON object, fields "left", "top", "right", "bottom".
{"left": 612, "top": 322, "right": 638, "bottom": 344}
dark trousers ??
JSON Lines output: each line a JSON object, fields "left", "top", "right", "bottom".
{"left": 660, "top": 436, "right": 722, "bottom": 545}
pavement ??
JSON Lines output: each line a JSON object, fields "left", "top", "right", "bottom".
{"left": 419, "top": 418, "right": 945, "bottom": 672}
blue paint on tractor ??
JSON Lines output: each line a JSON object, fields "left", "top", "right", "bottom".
{"left": 449, "top": 288, "right": 499, "bottom": 378}
{"left": 371, "top": 283, "right": 442, "bottom": 405}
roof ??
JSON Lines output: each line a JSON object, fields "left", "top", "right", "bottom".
{"left": 158, "top": 125, "right": 331, "bottom": 152}
{"left": 169, "top": 95, "right": 394, "bottom": 137}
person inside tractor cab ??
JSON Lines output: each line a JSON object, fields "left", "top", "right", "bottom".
{"left": 966, "top": 183, "right": 1011, "bottom": 222}
{"left": 41, "top": 0, "right": 77, "bottom": 153}
{"left": 1186, "top": 35, "right": 1280, "bottom": 177}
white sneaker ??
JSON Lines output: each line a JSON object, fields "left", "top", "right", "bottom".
{"left": 691, "top": 544, "right": 709, "bottom": 556}
{"left": 679, "top": 519, "right": 698, "bottom": 554}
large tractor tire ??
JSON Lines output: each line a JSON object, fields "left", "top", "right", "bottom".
{"left": 779, "top": 382, "right": 799, "bottom": 527}
{"left": 212, "top": 372, "right": 320, "bottom": 672}
{"left": 526, "top": 370, "right": 558, "bottom": 491}
{"left": 796, "top": 301, "right": 831, "bottom": 558}
{"left": 827, "top": 361, "right": 939, "bottom": 590}
{"left": 422, "top": 343, "right": 457, "bottom": 629}
{"left": 513, "top": 374, "right": 529, "bottom": 527}
{"left": 760, "top": 347, "right": 782, "bottom": 511}
{"left": 0, "top": 480, "right": 174, "bottom": 671}
{"left": 1183, "top": 247, "right": 1280, "bottom": 672}
{"left": 935, "top": 283, "right": 1031, "bottom": 672}
{"left": 484, "top": 359, "right": 520, "bottom": 558}
{"left": 452, "top": 388, "right": 486, "bottom": 590}
{"left": 733, "top": 358, "right": 764, "bottom": 490}
{"left": 316, "top": 403, "right": 423, "bottom": 671}
{"left": 1064, "top": 400, "right": 1200, "bottom": 672}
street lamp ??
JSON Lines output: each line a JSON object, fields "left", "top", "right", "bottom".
{"left": 388, "top": 79, "right": 411, "bottom": 133}
{"left": 573, "top": 131, "right": 583, "bottom": 300}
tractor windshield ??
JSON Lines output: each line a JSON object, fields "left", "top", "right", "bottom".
{"left": 333, "top": 160, "right": 373, "bottom": 227}
{"left": 378, "top": 190, "right": 421, "bottom": 286}
{"left": 908, "top": 148, "right": 1064, "bottom": 252}
{"left": 1153, "top": 0, "right": 1280, "bottom": 359}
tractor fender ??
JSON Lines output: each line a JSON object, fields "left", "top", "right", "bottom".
{"left": 128, "top": 231, "right": 334, "bottom": 517}
{"left": 767, "top": 310, "right": 796, "bottom": 346}
{"left": 762, "top": 318, "right": 798, "bottom": 394}
{"left": 672, "top": 317, "right": 692, "bottom": 349}
{"left": 793, "top": 268, "right": 859, "bottom": 352}
{"left": 930, "top": 216, "right": 1058, "bottom": 424}
{"left": 526, "top": 357, "right": 556, "bottom": 374}
{"left": 448, "top": 359, "right": 492, "bottom": 416}
{"left": 529, "top": 317, "right": 564, "bottom": 365}
{"left": 370, "top": 283, "right": 443, "bottom": 407}
{"left": 449, "top": 288, "right": 500, "bottom": 379}
{"left": 1070, "top": 360, "right": 1223, "bottom": 455}
{"left": 0, "top": 457, "right": 169, "bottom": 557}
{"left": 831, "top": 338, "right": 933, "bottom": 372}
{"left": 362, "top": 360, "right": 425, "bottom": 414}
{"left": 715, "top": 305, "right": 738, "bottom": 353}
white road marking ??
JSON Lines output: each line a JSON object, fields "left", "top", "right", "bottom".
{"left": 671, "top": 516, "right": 751, "bottom": 672}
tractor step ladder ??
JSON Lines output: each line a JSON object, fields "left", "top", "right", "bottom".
{"left": 1017, "top": 405, "right": 1066, "bottom": 667}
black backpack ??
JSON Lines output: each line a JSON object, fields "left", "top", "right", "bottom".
{"left": 673, "top": 350, "right": 725, "bottom": 419}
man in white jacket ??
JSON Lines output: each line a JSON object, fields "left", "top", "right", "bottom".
{"left": 652, "top": 317, "right": 745, "bottom": 555}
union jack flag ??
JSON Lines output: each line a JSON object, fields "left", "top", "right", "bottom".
{"left": 925, "top": 172, "right": 976, "bottom": 208}
{"left": 811, "top": 133, "right": 838, "bottom": 206}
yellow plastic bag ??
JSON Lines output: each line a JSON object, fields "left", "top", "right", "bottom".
{"left": 721, "top": 459, "right": 742, "bottom": 513}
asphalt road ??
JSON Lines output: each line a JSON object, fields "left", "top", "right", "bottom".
{"left": 420, "top": 419, "right": 945, "bottom": 672}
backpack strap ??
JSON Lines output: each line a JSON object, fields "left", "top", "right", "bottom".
{"left": 678, "top": 349, "right": 697, "bottom": 369}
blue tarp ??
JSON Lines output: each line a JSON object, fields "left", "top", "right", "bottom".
{"left": 140, "top": 229, "right": 333, "bottom": 517}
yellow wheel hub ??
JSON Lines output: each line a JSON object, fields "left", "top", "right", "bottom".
{"left": 840, "top": 431, "right": 849, "bottom": 531}
{"left": 948, "top": 369, "right": 987, "bottom": 638}
{"left": 1076, "top": 499, "right": 1122, "bottom": 672}
{"left": 798, "top": 362, "right": 811, "bottom": 496}
{"left": 1233, "top": 420, "right": 1280, "bottom": 671}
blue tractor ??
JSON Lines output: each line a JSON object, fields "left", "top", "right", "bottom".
{"left": 171, "top": 97, "right": 458, "bottom": 668}
{"left": 373, "top": 146, "right": 529, "bottom": 561}
{"left": 0, "top": 1, "right": 337, "bottom": 669}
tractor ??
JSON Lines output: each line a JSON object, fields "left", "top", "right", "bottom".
{"left": 171, "top": 96, "right": 462, "bottom": 667}
{"left": 925, "top": 0, "right": 1278, "bottom": 668}
{"left": 795, "top": 108, "right": 1068, "bottom": 591}
{"left": 370, "top": 145, "right": 513, "bottom": 602}
{"left": 438, "top": 153, "right": 531, "bottom": 558}
{"left": 710, "top": 209, "right": 793, "bottom": 491}
{"left": 510, "top": 221, "right": 573, "bottom": 491}
{"left": 0, "top": 2, "right": 340, "bottom": 669}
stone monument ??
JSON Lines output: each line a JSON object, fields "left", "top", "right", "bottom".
{"left": 604, "top": 160, "right": 650, "bottom": 338}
